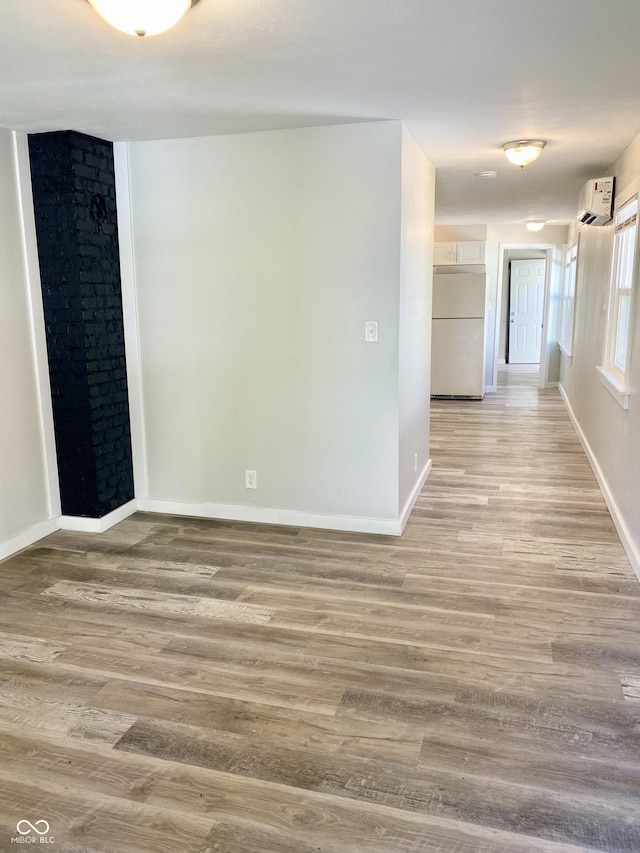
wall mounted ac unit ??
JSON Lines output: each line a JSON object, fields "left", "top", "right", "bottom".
{"left": 577, "top": 177, "right": 615, "bottom": 226}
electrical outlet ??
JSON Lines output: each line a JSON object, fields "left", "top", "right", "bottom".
{"left": 245, "top": 470, "right": 257, "bottom": 489}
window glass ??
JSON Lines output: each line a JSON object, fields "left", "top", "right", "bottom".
{"left": 604, "top": 196, "right": 637, "bottom": 384}
{"left": 559, "top": 242, "right": 578, "bottom": 355}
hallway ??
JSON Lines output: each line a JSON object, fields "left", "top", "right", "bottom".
{"left": 0, "top": 366, "right": 639, "bottom": 852}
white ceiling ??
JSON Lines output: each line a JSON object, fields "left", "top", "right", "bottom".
{"left": 2, "top": 0, "right": 640, "bottom": 224}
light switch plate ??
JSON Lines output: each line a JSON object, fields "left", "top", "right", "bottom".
{"left": 365, "top": 321, "right": 378, "bottom": 342}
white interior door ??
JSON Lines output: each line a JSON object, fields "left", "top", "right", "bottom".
{"left": 508, "top": 259, "right": 546, "bottom": 363}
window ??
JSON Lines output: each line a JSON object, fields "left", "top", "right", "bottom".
{"left": 598, "top": 195, "right": 638, "bottom": 408}
{"left": 559, "top": 240, "right": 578, "bottom": 356}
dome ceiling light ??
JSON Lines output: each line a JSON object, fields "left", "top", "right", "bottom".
{"left": 86, "top": 0, "right": 200, "bottom": 38}
{"left": 502, "top": 139, "right": 546, "bottom": 169}
{"left": 526, "top": 221, "right": 546, "bottom": 232}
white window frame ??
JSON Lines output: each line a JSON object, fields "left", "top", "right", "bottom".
{"left": 598, "top": 194, "right": 638, "bottom": 409}
{"left": 559, "top": 239, "right": 579, "bottom": 358}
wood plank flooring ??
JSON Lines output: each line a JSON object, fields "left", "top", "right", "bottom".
{"left": 1, "top": 365, "right": 639, "bottom": 852}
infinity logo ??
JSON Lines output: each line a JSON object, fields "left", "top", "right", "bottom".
{"left": 16, "top": 820, "right": 50, "bottom": 836}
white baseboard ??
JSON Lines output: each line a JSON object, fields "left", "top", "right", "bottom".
{"left": 559, "top": 384, "right": 640, "bottom": 581}
{"left": 1, "top": 500, "right": 140, "bottom": 562}
{"left": 0, "top": 518, "right": 59, "bottom": 562}
{"left": 138, "top": 497, "right": 408, "bottom": 536}
{"left": 398, "top": 459, "right": 432, "bottom": 533}
{"left": 1, "top": 479, "right": 432, "bottom": 563}
{"left": 59, "top": 499, "right": 138, "bottom": 533}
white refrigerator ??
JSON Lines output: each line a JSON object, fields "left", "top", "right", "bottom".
{"left": 431, "top": 271, "right": 486, "bottom": 399}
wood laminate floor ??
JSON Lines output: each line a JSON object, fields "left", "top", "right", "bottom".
{"left": 1, "top": 365, "right": 639, "bottom": 852}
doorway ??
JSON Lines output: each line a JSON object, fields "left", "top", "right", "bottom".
{"left": 493, "top": 242, "right": 559, "bottom": 391}
{"left": 507, "top": 258, "right": 546, "bottom": 364}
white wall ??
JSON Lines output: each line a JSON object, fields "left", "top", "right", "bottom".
{"left": 126, "top": 121, "right": 432, "bottom": 532}
{"left": 434, "top": 225, "right": 487, "bottom": 242}
{"left": 0, "top": 129, "right": 54, "bottom": 558}
{"left": 559, "top": 130, "right": 640, "bottom": 575}
{"left": 399, "top": 126, "right": 434, "bottom": 509}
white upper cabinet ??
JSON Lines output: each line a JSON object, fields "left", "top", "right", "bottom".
{"left": 434, "top": 240, "right": 485, "bottom": 265}
{"left": 433, "top": 242, "right": 458, "bottom": 265}
{"left": 456, "top": 241, "right": 485, "bottom": 264}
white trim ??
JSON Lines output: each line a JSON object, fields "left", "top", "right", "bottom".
{"left": 114, "top": 142, "right": 149, "bottom": 498}
{"left": 558, "top": 342, "right": 573, "bottom": 362}
{"left": 1, "top": 500, "right": 140, "bottom": 561}
{"left": 138, "top": 498, "right": 410, "bottom": 536}
{"left": 59, "top": 500, "right": 138, "bottom": 533}
{"left": 596, "top": 365, "right": 631, "bottom": 410}
{"left": 398, "top": 459, "right": 432, "bottom": 533}
{"left": 559, "top": 384, "right": 640, "bottom": 581}
{"left": 0, "top": 519, "right": 59, "bottom": 563}
{"left": 12, "top": 132, "right": 61, "bottom": 519}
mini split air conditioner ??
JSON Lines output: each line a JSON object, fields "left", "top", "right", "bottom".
{"left": 577, "top": 177, "right": 615, "bottom": 226}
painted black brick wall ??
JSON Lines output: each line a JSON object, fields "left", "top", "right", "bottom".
{"left": 29, "top": 130, "right": 134, "bottom": 518}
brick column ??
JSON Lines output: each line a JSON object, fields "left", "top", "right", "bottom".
{"left": 28, "top": 131, "right": 134, "bottom": 518}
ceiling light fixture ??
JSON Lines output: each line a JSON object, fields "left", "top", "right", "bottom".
{"left": 502, "top": 140, "right": 546, "bottom": 169}
{"left": 526, "top": 221, "right": 545, "bottom": 232}
{"left": 86, "top": 0, "right": 200, "bottom": 37}
{"left": 476, "top": 171, "right": 498, "bottom": 179}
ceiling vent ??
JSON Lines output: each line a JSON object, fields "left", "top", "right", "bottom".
{"left": 578, "top": 177, "right": 615, "bottom": 226}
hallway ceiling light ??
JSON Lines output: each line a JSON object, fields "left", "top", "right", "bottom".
{"left": 86, "top": 0, "right": 199, "bottom": 37}
{"left": 502, "top": 140, "right": 546, "bottom": 169}
{"left": 526, "top": 221, "right": 546, "bottom": 231}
